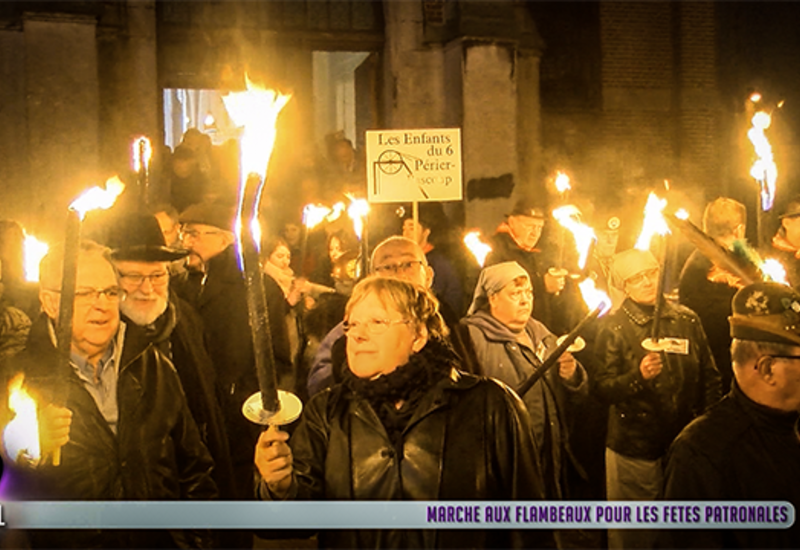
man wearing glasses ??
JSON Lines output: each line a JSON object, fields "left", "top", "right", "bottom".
{"left": 104, "top": 213, "right": 235, "bottom": 506}
{"left": 658, "top": 281, "right": 800, "bottom": 548}
{"left": 1, "top": 240, "right": 216, "bottom": 548}
{"left": 594, "top": 248, "right": 721, "bottom": 550}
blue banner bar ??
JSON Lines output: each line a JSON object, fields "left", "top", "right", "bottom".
{"left": 0, "top": 501, "right": 793, "bottom": 529}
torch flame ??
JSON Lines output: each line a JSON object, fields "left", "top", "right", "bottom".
{"left": 552, "top": 205, "right": 596, "bottom": 269}
{"left": 750, "top": 92, "right": 762, "bottom": 103}
{"left": 761, "top": 258, "right": 789, "bottom": 285}
{"left": 3, "top": 373, "right": 40, "bottom": 464}
{"left": 748, "top": 110, "right": 778, "bottom": 212}
{"left": 69, "top": 176, "right": 126, "bottom": 221}
{"left": 635, "top": 192, "right": 670, "bottom": 251}
{"left": 578, "top": 277, "right": 612, "bottom": 316}
{"left": 303, "top": 204, "right": 332, "bottom": 230}
{"left": 675, "top": 209, "right": 690, "bottom": 220}
{"left": 23, "top": 233, "right": 49, "bottom": 283}
{"left": 222, "top": 74, "right": 292, "bottom": 260}
{"left": 131, "top": 136, "right": 152, "bottom": 173}
{"left": 464, "top": 231, "right": 492, "bottom": 267}
{"left": 345, "top": 195, "right": 370, "bottom": 241}
{"left": 554, "top": 171, "right": 571, "bottom": 194}
{"left": 327, "top": 202, "right": 346, "bottom": 223}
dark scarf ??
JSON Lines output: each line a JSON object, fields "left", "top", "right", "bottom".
{"left": 343, "top": 338, "right": 457, "bottom": 452}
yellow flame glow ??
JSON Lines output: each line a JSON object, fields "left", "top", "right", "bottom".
{"left": 761, "top": 258, "right": 789, "bottom": 285}
{"left": 303, "top": 204, "right": 332, "bottom": 230}
{"left": 345, "top": 194, "right": 370, "bottom": 240}
{"left": 555, "top": 171, "right": 571, "bottom": 194}
{"left": 552, "top": 205, "right": 596, "bottom": 269}
{"left": 131, "top": 136, "right": 152, "bottom": 173}
{"left": 578, "top": 277, "right": 612, "bottom": 316}
{"left": 327, "top": 202, "right": 346, "bottom": 223}
{"left": 23, "top": 233, "right": 49, "bottom": 283}
{"left": 464, "top": 231, "right": 492, "bottom": 267}
{"left": 222, "top": 75, "right": 291, "bottom": 257}
{"left": 3, "top": 374, "right": 40, "bottom": 464}
{"left": 748, "top": 110, "right": 778, "bottom": 212}
{"left": 635, "top": 192, "right": 670, "bottom": 251}
{"left": 70, "top": 176, "right": 126, "bottom": 221}
{"left": 675, "top": 209, "right": 689, "bottom": 220}
{"left": 750, "top": 92, "right": 762, "bottom": 103}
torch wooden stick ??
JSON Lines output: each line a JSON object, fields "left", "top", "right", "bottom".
{"left": 51, "top": 210, "right": 81, "bottom": 466}
{"left": 517, "top": 305, "right": 603, "bottom": 397}
{"left": 649, "top": 234, "right": 669, "bottom": 342}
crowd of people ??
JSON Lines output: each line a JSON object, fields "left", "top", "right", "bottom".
{"left": 0, "top": 127, "right": 798, "bottom": 550}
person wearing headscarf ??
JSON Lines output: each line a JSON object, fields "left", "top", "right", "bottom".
{"left": 455, "top": 261, "right": 588, "bottom": 500}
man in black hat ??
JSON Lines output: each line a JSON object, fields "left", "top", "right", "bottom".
{"left": 484, "top": 196, "right": 578, "bottom": 334}
{"left": 659, "top": 281, "right": 800, "bottom": 549}
{"left": 770, "top": 195, "right": 800, "bottom": 289}
{"left": 173, "top": 201, "right": 293, "bottom": 504}
{"left": 104, "top": 213, "right": 235, "bottom": 503}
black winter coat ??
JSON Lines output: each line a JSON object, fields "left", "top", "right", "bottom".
{"left": 594, "top": 298, "right": 722, "bottom": 459}
{"left": 658, "top": 383, "right": 800, "bottom": 548}
{"left": 265, "top": 344, "right": 554, "bottom": 549}
{"left": 2, "top": 314, "right": 217, "bottom": 548}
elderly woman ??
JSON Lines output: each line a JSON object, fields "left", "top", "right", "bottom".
{"left": 255, "top": 276, "right": 553, "bottom": 549}
{"left": 457, "top": 261, "right": 587, "bottom": 499}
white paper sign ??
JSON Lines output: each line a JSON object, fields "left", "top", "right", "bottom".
{"left": 366, "top": 128, "right": 462, "bottom": 203}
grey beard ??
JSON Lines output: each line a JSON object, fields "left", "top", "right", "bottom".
{"left": 121, "top": 292, "right": 169, "bottom": 326}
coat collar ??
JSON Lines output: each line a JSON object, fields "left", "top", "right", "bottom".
{"left": 620, "top": 297, "right": 677, "bottom": 326}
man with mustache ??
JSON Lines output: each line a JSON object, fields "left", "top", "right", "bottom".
{"left": 104, "top": 213, "right": 234, "bottom": 503}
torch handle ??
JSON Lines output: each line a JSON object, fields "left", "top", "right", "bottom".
{"left": 517, "top": 306, "right": 602, "bottom": 397}
{"left": 650, "top": 234, "right": 670, "bottom": 340}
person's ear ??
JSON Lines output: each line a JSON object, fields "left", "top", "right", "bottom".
{"left": 756, "top": 355, "right": 775, "bottom": 383}
{"left": 40, "top": 290, "right": 60, "bottom": 321}
{"left": 412, "top": 325, "right": 429, "bottom": 353}
{"left": 424, "top": 264, "right": 434, "bottom": 288}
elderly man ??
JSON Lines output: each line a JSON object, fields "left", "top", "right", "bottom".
{"left": 484, "top": 196, "right": 581, "bottom": 335}
{"left": 307, "top": 235, "right": 458, "bottom": 397}
{"left": 103, "top": 213, "right": 235, "bottom": 502}
{"left": 172, "top": 201, "right": 292, "bottom": 505}
{"left": 1, "top": 240, "right": 216, "bottom": 549}
{"left": 595, "top": 248, "right": 721, "bottom": 550}
{"left": 658, "top": 282, "right": 800, "bottom": 548}
{"left": 679, "top": 197, "right": 748, "bottom": 391}
{"left": 457, "top": 261, "right": 587, "bottom": 499}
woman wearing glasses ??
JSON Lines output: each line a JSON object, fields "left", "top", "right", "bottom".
{"left": 456, "top": 261, "right": 587, "bottom": 501}
{"left": 255, "top": 276, "right": 553, "bottom": 549}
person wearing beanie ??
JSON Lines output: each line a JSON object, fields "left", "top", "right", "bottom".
{"left": 658, "top": 281, "right": 800, "bottom": 549}
{"left": 456, "top": 261, "right": 588, "bottom": 501}
{"left": 594, "top": 248, "right": 721, "bottom": 550}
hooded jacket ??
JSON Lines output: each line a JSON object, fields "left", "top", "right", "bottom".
{"left": 594, "top": 298, "right": 722, "bottom": 459}
{"left": 2, "top": 314, "right": 217, "bottom": 548}
{"left": 457, "top": 311, "right": 587, "bottom": 498}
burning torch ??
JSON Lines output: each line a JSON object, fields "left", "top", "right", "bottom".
{"left": 222, "top": 76, "right": 302, "bottom": 427}
{"left": 464, "top": 231, "right": 492, "bottom": 267}
{"left": 747, "top": 98, "right": 779, "bottom": 249}
{"left": 300, "top": 204, "right": 333, "bottom": 276}
{"left": 549, "top": 171, "right": 573, "bottom": 283}
{"left": 518, "top": 278, "right": 611, "bottom": 396}
{"left": 346, "top": 194, "right": 370, "bottom": 279}
{"left": 132, "top": 136, "right": 152, "bottom": 208}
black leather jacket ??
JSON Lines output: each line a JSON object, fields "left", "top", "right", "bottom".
{"left": 594, "top": 298, "right": 722, "bottom": 459}
{"left": 2, "top": 314, "right": 217, "bottom": 548}
{"left": 265, "top": 347, "right": 554, "bottom": 549}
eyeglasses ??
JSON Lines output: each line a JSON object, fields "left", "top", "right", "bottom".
{"left": 373, "top": 260, "right": 424, "bottom": 275}
{"left": 181, "top": 229, "right": 223, "bottom": 241}
{"left": 119, "top": 271, "right": 169, "bottom": 288}
{"left": 343, "top": 318, "right": 411, "bottom": 336}
{"left": 47, "top": 286, "right": 125, "bottom": 305}
{"left": 626, "top": 268, "right": 660, "bottom": 287}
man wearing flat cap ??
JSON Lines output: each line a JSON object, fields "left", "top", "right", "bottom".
{"left": 770, "top": 195, "right": 800, "bottom": 289}
{"left": 103, "top": 213, "right": 235, "bottom": 503}
{"left": 485, "top": 196, "right": 582, "bottom": 335}
{"left": 458, "top": 261, "right": 587, "bottom": 500}
{"left": 172, "top": 202, "right": 293, "bottom": 508}
{"left": 594, "top": 249, "right": 721, "bottom": 550}
{"left": 658, "top": 281, "right": 800, "bottom": 549}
